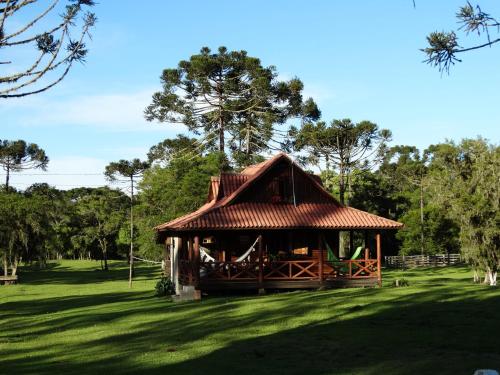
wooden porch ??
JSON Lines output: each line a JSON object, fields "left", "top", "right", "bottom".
{"left": 174, "top": 231, "right": 383, "bottom": 291}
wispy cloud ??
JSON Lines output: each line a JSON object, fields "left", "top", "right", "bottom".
{"left": 0, "top": 88, "right": 184, "bottom": 133}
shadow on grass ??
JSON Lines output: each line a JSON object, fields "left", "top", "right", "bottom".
{"left": 17, "top": 261, "right": 159, "bottom": 285}
{"left": 2, "top": 281, "right": 499, "bottom": 375}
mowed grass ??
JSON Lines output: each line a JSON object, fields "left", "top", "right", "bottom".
{"left": 1, "top": 261, "right": 499, "bottom": 375}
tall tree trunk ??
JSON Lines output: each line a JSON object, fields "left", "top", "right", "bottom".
{"left": 218, "top": 83, "right": 225, "bottom": 154}
{"left": 5, "top": 164, "right": 10, "bottom": 191}
{"left": 103, "top": 244, "right": 108, "bottom": 271}
{"left": 219, "top": 118, "right": 224, "bottom": 153}
{"left": 11, "top": 256, "right": 19, "bottom": 276}
{"left": 2, "top": 254, "right": 8, "bottom": 276}
{"left": 339, "top": 160, "right": 345, "bottom": 205}
{"left": 245, "top": 125, "right": 250, "bottom": 155}
{"left": 129, "top": 177, "right": 134, "bottom": 288}
{"left": 420, "top": 180, "right": 424, "bottom": 256}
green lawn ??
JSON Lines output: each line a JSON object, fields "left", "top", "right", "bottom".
{"left": 1, "top": 261, "right": 499, "bottom": 375}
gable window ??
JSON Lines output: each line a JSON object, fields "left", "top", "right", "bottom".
{"left": 270, "top": 176, "right": 289, "bottom": 203}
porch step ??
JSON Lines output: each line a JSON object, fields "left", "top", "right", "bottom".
{"left": 172, "top": 285, "right": 201, "bottom": 302}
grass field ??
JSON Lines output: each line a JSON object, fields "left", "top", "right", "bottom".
{"left": 1, "top": 261, "right": 499, "bottom": 375}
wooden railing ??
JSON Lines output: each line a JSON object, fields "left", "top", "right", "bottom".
{"left": 200, "top": 261, "right": 259, "bottom": 281}
{"left": 264, "top": 260, "right": 320, "bottom": 280}
{"left": 384, "top": 254, "right": 461, "bottom": 268}
{"left": 324, "top": 259, "right": 378, "bottom": 279}
{"left": 181, "top": 258, "right": 380, "bottom": 285}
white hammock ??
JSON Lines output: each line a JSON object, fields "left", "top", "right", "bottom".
{"left": 235, "top": 237, "right": 260, "bottom": 262}
{"left": 199, "top": 237, "right": 260, "bottom": 263}
{"left": 200, "top": 247, "right": 216, "bottom": 262}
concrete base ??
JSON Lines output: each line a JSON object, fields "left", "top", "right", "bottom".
{"left": 258, "top": 288, "right": 266, "bottom": 295}
{"left": 172, "top": 285, "right": 201, "bottom": 302}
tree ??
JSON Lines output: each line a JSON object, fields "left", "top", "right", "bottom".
{"left": 145, "top": 46, "right": 319, "bottom": 165}
{"left": 427, "top": 139, "right": 499, "bottom": 285}
{"left": 0, "top": 139, "right": 49, "bottom": 191}
{"left": 422, "top": 2, "right": 500, "bottom": 72}
{"left": 0, "top": 190, "right": 51, "bottom": 276}
{"left": 0, "top": 0, "right": 96, "bottom": 98}
{"left": 379, "top": 146, "right": 428, "bottom": 255}
{"left": 105, "top": 159, "right": 150, "bottom": 287}
{"left": 147, "top": 135, "right": 201, "bottom": 167}
{"left": 75, "top": 187, "right": 127, "bottom": 271}
{"left": 135, "top": 150, "right": 224, "bottom": 259}
{"left": 290, "top": 119, "right": 391, "bottom": 205}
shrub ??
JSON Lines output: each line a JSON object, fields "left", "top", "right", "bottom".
{"left": 155, "top": 276, "right": 175, "bottom": 297}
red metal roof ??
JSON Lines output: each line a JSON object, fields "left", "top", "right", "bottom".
{"left": 220, "top": 173, "right": 249, "bottom": 196}
{"left": 156, "top": 153, "right": 403, "bottom": 232}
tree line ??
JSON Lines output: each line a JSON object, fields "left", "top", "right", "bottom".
{"left": 1, "top": 46, "right": 498, "bottom": 286}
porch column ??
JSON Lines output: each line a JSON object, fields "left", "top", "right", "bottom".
{"left": 193, "top": 235, "right": 200, "bottom": 288}
{"left": 364, "top": 230, "right": 370, "bottom": 260}
{"left": 349, "top": 230, "right": 354, "bottom": 257}
{"left": 188, "top": 236, "right": 193, "bottom": 285}
{"left": 376, "top": 232, "right": 382, "bottom": 286}
{"left": 170, "top": 237, "right": 181, "bottom": 295}
{"left": 318, "top": 233, "right": 324, "bottom": 283}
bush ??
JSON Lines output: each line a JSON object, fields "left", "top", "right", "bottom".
{"left": 155, "top": 276, "right": 175, "bottom": 297}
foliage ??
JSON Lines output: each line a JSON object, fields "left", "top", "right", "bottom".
{"left": 0, "top": 0, "right": 97, "bottom": 98}
{"left": 145, "top": 46, "right": 319, "bottom": 167}
{"left": 396, "top": 205, "right": 459, "bottom": 255}
{"left": 74, "top": 187, "right": 128, "bottom": 270}
{"left": 426, "top": 138, "right": 499, "bottom": 285}
{"left": 290, "top": 119, "right": 391, "bottom": 205}
{"left": 0, "top": 139, "right": 49, "bottom": 190}
{"left": 155, "top": 276, "right": 175, "bottom": 297}
{"left": 135, "top": 150, "right": 224, "bottom": 259}
{"left": 0, "top": 190, "right": 51, "bottom": 275}
{"left": 105, "top": 159, "right": 150, "bottom": 182}
{"left": 422, "top": 2, "right": 500, "bottom": 72}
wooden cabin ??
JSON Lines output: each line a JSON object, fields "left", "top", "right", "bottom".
{"left": 156, "top": 153, "right": 402, "bottom": 295}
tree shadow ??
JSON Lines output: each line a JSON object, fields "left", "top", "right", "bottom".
{"left": 17, "top": 261, "right": 159, "bottom": 285}
{"left": 2, "top": 282, "right": 499, "bottom": 375}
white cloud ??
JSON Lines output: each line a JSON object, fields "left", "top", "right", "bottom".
{"left": 0, "top": 88, "right": 185, "bottom": 133}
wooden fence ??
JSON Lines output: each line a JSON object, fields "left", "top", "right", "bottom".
{"left": 384, "top": 254, "right": 462, "bottom": 268}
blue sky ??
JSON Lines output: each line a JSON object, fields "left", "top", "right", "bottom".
{"left": 1, "top": 0, "right": 499, "bottom": 190}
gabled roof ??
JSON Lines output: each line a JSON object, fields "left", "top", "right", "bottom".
{"left": 156, "top": 153, "right": 403, "bottom": 233}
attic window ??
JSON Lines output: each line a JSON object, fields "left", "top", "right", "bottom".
{"left": 270, "top": 177, "right": 288, "bottom": 203}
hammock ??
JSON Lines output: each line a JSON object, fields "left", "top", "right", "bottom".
{"left": 325, "top": 241, "right": 363, "bottom": 262}
{"left": 325, "top": 240, "right": 364, "bottom": 273}
{"left": 200, "top": 247, "right": 215, "bottom": 262}
{"left": 199, "top": 237, "right": 260, "bottom": 263}
{"left": 199, "top": 237, "right": 260, "bottom": 278}
{"left": 235, "top": 237, "right": 260, "bottom": 262}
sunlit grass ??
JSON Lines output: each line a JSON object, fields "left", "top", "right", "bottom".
{"left": 1, "top": 261, "right": 499, "bottom": 374}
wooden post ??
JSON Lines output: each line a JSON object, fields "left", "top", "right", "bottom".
{"left": 376, "top": 232, "right": 382, "bottom": 286}
{"left": 349, "top": 230, "right": 354, "bottom": 257}
{"left": 318, "top": 233, "right": 324, "bottom": 283}
{"left": 193, "top": 235, "right": 200, "bottom": 288}
{"left": 364, "top": 231, "right": 370, "bottom": 262}
{"left": 188, "top": 237, "right": 193, "bottom": 285}
{"left": 258, "top": 235, "right": 264, "bottom": 294}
